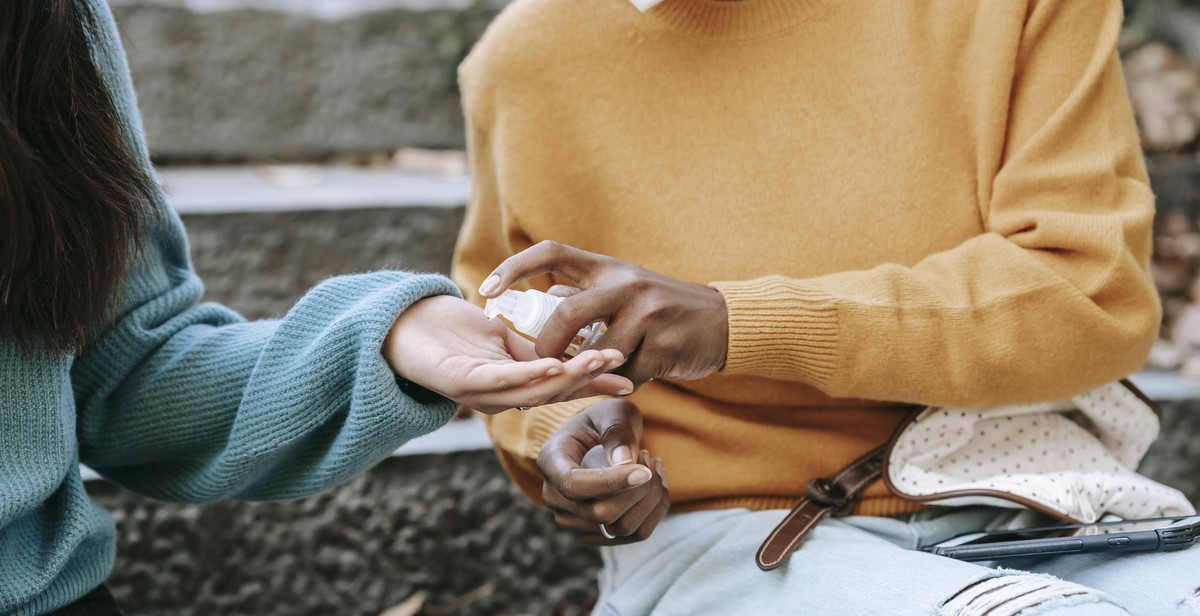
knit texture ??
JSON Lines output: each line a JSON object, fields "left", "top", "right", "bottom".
{"left": 452, "top": 0, "right": 1159, "bottom": 515}
{"left": 0, "top": 2, "right": 460, "bottom": 613}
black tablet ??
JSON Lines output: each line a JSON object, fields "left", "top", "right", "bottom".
{"left": 920, "top": 515, "right": 1200, "bottom": 562}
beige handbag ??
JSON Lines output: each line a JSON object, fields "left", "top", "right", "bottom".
{"left": 756, "top": 379, "right": 1196, "bottom": 570}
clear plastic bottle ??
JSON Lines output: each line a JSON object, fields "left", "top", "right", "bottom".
{"left": 484, "top": 289, "right": 606, "bottom": 356}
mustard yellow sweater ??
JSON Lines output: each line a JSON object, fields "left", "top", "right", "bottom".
{"left": 452, "top": 0, "right": 1160, "bottom": 516}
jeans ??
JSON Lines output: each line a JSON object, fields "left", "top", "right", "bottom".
{"left": 596, "top": 507, "right": 1200, "bottom": 616}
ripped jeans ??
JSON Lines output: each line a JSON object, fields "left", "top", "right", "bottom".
{"left": 595, "top": 507, "right": 1200, "bottom": 616}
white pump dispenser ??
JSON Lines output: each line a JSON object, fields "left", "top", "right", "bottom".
{"left": 485, "top": 289, "right": 606, "bottom": 356}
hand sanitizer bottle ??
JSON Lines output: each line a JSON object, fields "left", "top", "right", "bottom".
{"left": 484, "top": 289, "right": 606, "bottom": 356}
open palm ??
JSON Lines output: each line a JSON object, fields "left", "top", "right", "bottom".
{"left": 384, "top": 296, "right": 632, "bottom": 413}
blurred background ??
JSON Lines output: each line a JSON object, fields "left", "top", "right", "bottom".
{"left": 87, "top": 0, "right": 1200, "bottom": 614}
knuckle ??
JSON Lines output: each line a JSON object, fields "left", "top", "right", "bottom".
{"left": 598, "top": 421, "right": 630, "bottom": 443}
{"left": 589, "top": 503, "right": 622, "bottom": 525}
{"left": 608, "top": 519, "right": 634, "bottom": 537}
{"left": 595, "top": 253, "right": 622, "bottom": 270}
{"left": 644, "top": 297, "right": 675, "bottom": 320}
{"left": 558, "top": 479, "right": 586, "bottom": 502}
{"left": 555, "top": 300, "right": 585, "bottom": 325}
{"left": 631, "top": 524, "right": 654, "bottom": 542}
{"left": 494, "top": 255, "right": 517, "bottom": 277}
{"left": 537, "top": 239, "right": 564, "bottom": 258}
{"left": 611, "top": 269, "right": 645, "bottom": 291}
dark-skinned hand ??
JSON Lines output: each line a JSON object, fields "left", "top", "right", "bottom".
{"left": 478, "top": 241, "right": 729, "bottom": 390}
{"left": 538, "top": 398, "right": 670, "bottom": 545}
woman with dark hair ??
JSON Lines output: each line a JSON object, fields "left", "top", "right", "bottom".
{"left": 0, "top": 2, "right": 639, "bottom": 614}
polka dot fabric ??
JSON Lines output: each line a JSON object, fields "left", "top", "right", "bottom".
{"left": 886, "top": 382, "right": 1195, "bottom": 522}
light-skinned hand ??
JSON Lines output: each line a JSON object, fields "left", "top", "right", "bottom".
{"left": 383, "top": 295, "right": 634, "bottom": 413}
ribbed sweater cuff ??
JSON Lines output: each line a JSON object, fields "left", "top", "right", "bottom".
{"left": 710, "top": 276, "right": 840, "bottom": 388}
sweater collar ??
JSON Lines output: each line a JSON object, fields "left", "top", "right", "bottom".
{"left": 630, "top": 0, "right": 832, "bottom": 40}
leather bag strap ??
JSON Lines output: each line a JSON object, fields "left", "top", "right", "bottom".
{"left": 755, "top": 445, "right": 888, "bottom": 571}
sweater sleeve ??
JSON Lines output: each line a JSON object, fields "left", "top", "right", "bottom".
{"left": 72, "top": 213, "right": 462, "bottom": 502}
{"left": 65, "top": 0, "right": 464, "bottom": 503}
{"left": 712, "top": 0, "right": 1159, "bottom": 408}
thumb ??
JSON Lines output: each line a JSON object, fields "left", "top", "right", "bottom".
{"left": 590, "top": 399, "right": 643, "bottom": 467}
{"left": 554, "top": 464, "right": 654, "bottom": 501}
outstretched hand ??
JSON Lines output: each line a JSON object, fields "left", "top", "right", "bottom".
{"left": 383, "top": 295, "right": 634, "bottom": 414}
{"left": 538, "top": 398, "right": 670, "bottom": 545}
{"left": 477, "top": 241, "right": 728, "bottom": 390}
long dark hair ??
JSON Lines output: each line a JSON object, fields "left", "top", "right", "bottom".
{"left": 0, "top": 1, "right": 158, "bottom": 355}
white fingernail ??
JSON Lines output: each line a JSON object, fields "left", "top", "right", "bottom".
{"left": 611, "top": 446, "right": 632, "bottom": 466}
{"left": 586, "top": 359, "right": 604, "bottom": 372}
{"left": 478, "top": 275, "right": 501, "bottom": 296}
{"left": 627, "top": 466, "right": 652, "bottom": 486}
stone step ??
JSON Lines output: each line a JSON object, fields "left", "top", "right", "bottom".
{"left": 110, "top": 0, "right": 507, "bottom": 162}
{"left": 162, "top": 165, "right": 469, "bottom": 214}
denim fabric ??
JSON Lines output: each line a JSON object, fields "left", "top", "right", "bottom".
{"left": 596, "top": 507, "right": 1200, "bottom": 615}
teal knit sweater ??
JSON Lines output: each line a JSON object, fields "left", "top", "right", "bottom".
{"left": 0, "top": 3, "right": 461, "bottom": 613}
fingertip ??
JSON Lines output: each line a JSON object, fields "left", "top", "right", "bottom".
{"left": 478, "top": 274, "right": 502, "bottom": 297}
{"left": 604, "top": 348, "right": 625, "bottom": 361}
{"left": 627, "top": 465, "right": 652, "bottom": 486}
{"left": 537, "top": 357, "right": 565, "bottom": 370}
{"left": 573, "top": 349, "right": 602, "bottom": 362}
{"left": 594, "top": 373, "right": 633, "bottom": 390}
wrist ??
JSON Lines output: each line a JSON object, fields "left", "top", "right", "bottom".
{"left": 703, "top": 285, "right": 730, "bottom": 374}
{"left": 383, "top": 296, "right": 445, "bottom": 403}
